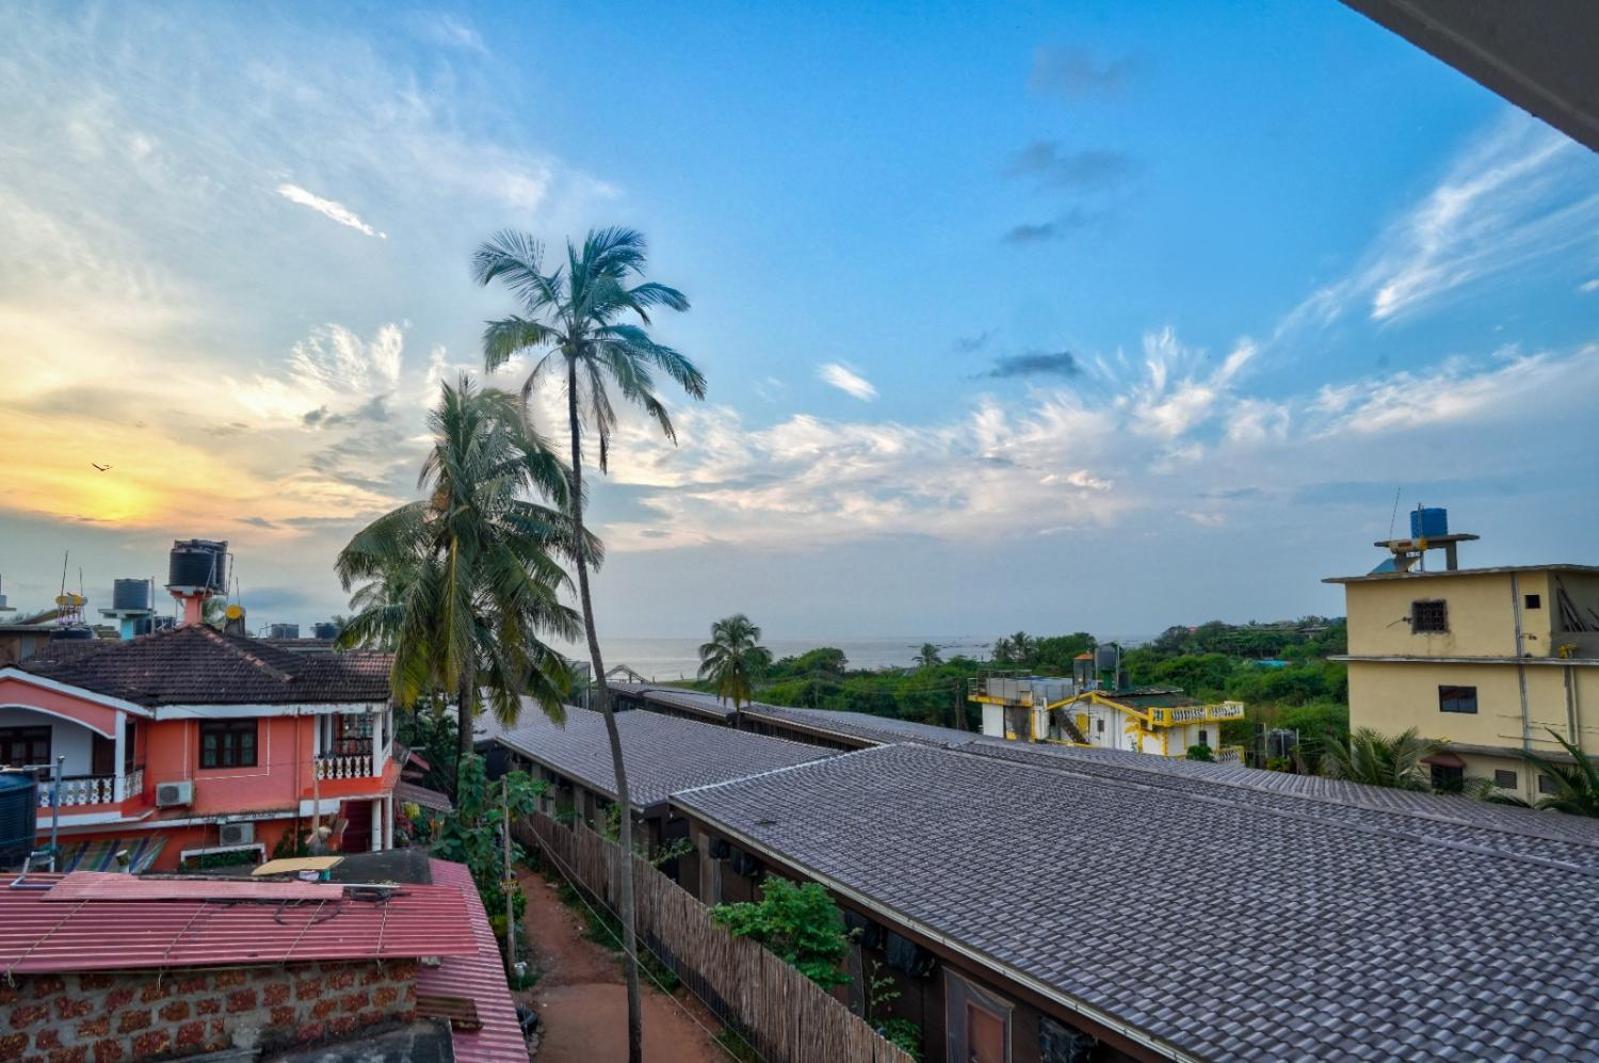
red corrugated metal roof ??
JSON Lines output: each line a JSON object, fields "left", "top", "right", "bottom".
{"left": 43, "top": 871, "right": 341, "bottom": 902}
{"left": 421, "top": 860, "right": 527, "bottom": 1062}
{"left": 0, "top": 873, "right": 475, "bottom": 975}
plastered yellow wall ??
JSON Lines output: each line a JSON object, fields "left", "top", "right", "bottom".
{"left": 1344, "top": 571, "right": 1555, "bottom": 657}
{"left": 1347, "top": 659, "right": 1598, "bottom": 755}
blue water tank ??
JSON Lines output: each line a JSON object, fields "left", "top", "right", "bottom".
{"left": 0, "top": 773, "right": 38, "bottom": 863}
{"left": 1410, "top": 507, "right": 1448, "bottom": 539}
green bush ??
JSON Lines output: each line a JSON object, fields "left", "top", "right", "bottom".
{"left": 712, "top": 878, "right": 850, "bottom": 988}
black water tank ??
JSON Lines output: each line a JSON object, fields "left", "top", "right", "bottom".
{"left": 269, "top": 623, "right": 300, "bottom": 640}
{"left": 312, "top": 622, "right": 338, "bottom": 640}
{"left": 49, "top": 626, "right": 94, "bottom": 642}
{"left": 0, "top": 773, "right": 37, "bottom": 864}
{"left": 112, "top": 578, "right": 153, "bottom": 611}
{"left": 168, "top": 539, "right": 228, "bottom": 591}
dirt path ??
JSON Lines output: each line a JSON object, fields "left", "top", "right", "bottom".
{"left": 518, "top": 870, "right": 724, "bottom": 1063}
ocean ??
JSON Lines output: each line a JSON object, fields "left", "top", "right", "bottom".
{"left": 552, "top": 636, "right": 996, "bottom": 682}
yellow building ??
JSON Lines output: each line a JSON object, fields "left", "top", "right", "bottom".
{"left": 1327, "top": 526, "right": 1599, "bottom": 801}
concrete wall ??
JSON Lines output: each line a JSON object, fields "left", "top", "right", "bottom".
{"left": 0, "top": 959, "right": 417, "bottom": 1062}
{"left": 1344, "top": 571, "right": 1554, "bottom": 658}
{"left": 0, "top": 708, "right": 96, "bottom": 775}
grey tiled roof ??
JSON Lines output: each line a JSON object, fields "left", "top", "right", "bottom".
{"left": 674, "top": 743, "right": 1599, "bottom": 1061}
{"left": 615, "top": 684, "right": 983, "bottom": 748}
{"left": 966, "top": 738, "right": 1599, "bottom": 851}
{"left": 745, "top": 704, "right": 985, "bottom": 748}
{"left": 495, "top": 704, "right": 833, "bottom": 811}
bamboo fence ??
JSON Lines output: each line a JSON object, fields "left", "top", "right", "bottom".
{"left": 517, "top": 813, "right": 915, "bottom": 1063}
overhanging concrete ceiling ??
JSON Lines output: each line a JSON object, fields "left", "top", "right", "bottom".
{"left": 1341, "top": 0, "right": 1599, "bottom": 153}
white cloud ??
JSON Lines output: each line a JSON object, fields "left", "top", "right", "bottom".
{"left": 412, "top": 13, "right": 488, "bottom": 54}
{"left": 1581, "top": 278, "right": 1599, "bottom": 294}
{"left": 1273, "top": 112, "right": 1599, "bottom": 341}
{"left": 275, "top": 183, "right": 386, "bottom": 238}
{"left": 817, "top": 362, "right": 878, "bottom": 401}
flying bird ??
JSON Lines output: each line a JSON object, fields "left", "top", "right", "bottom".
{"left": 91, "top": 463, "right": 112, "bottom": 472}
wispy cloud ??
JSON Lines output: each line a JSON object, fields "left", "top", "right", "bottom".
{"left": 1580, "top": 278, "right": 1599, "bottom": 294}
{"left": 1001, "top": 208, "right": 1103, "bottom": 244}
{"left": 818, "top": 363, "right": 878, "bottom": 401}
{"left": 1028, "top": 46, "right": 1142, "bottom": 100}
{"left": 1005, "top": 142, "right": 1137, "bottom": 191}
{"left": 276, "top": 183, "right": 386, "bottom": 239}
{"left": 985, "top": 351, "right": 1080, "bottom": 379}
{"left": 410, "top": 13, "right": 488, "bottom": 54}
{"left": 1275, "top": 113, "right": 1599, "bottom": 337}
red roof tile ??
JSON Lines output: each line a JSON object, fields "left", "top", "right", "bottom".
{"left": 0, "top": 873, "right": 474, "bottom": 975}
{"left": 421, "top": 860, "right": 527, "bottom": 1062}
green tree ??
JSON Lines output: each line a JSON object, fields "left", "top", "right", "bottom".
{"left": 698, "top": 614, "right": 772, "bottom": 717}
{"left": 1321, "top": 727, "right": 1442, "bottom": 791}
{"left": 1522, "top": 729, "right": 1599, "bottom": 817}
{"left": 433, "top": 754, "right": 545, "bottom": 944}
{"left": 915, "top": 643, "right": 942, "bottom": 669}
{"left": 1186, "top": 743, "right": 1215, "bottom": 762}
{"left": 476, "top": 227, "right": 704, "bottom": 1062}
{"left": 712, "top": 878, "right": 851, "bottom": 988}
{"left": 335, "top": 378, "right": 583, "bottom": 790}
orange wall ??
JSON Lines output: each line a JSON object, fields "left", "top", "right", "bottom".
{"left": 0, "top": 675, "right": 128, "bottom": 737}
{"left": 143, "top": 715, "right": 312, "bottom": 815}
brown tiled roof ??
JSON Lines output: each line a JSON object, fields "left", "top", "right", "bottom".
{"left": 21, "top": 624, "right": 392, "bottom": 706}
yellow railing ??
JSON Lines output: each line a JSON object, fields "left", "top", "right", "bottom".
{"left": 1143, "top": 701, "right": 1245, "bottom": 727}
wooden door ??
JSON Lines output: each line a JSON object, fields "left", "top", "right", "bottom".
{"left": 965, "top": 1003, "right": 1006, "bottom": 1063}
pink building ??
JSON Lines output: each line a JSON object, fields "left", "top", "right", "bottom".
{"left": 0, "top": 624, "right": 401, "bottom": 871}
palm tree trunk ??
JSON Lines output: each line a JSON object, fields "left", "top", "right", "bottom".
{"left": 457, "top": 662, "right": 475, "bottom": 796}
{"left": 567, "top": 356, "right": 643, "bottom": 1063}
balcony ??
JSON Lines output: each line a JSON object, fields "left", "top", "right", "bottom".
{"left": 315, "top": 751, "right": 375, "bottom": 780}
{"left": 34, "top": 766, "right": 144, "bottom": 808}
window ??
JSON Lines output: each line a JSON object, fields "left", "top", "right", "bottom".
{"left": 1524, "top": 593, "right": 1542, "bottom": 610}
{"left": 1438, "top": 685, "right": 1478, "bottom": 714}
{"left": 1431, "top": 763, "right": 1464, "bottom": 794}
{"left": 0, "top": 726, "right": 50, "bottom": 768}
{"left": 1197, "top": 729, "right": 1209, "bottom": 747}
{"left": 1539, "top": 774, "right": 1558, "bottom": 795}
{"left": 331, "top": 713, "right": 372, "bottom": 756}
{"left": 1411, "top": 599, "right": 1449, "bottom": 633}
{"left": 1095, "top": 718, "right": 1105, "bottom": 734}
{"left": 1494, "top": 769, "right": 1518, "bottom": 789}
{"left": 199, "top": 719, "right": 258, "bottom": 768}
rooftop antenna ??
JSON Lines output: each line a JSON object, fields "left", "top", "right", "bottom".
{"left": 1386, "top": 485, "right": 1402, "bottom": 542}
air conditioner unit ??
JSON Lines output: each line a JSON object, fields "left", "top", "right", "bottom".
{"left": 218, "top": 821, "right": 255, "bottom": 847}
{"left": 155, "top": 780, "right": 193, "bottom": 808}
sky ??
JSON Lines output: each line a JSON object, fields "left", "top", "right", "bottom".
{"left": 1, "top": 1, "right": 1597, "bottom": 642}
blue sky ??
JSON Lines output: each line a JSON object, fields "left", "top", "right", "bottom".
{"left": 2, "top": 2, "right": 1597, "bottom": 641}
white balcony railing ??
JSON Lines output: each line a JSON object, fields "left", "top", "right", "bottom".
{"left": 36, "top": 770, "right": 140, "bottom": 808}
{"left": 315, "top": 752, "right": 375, "bottom": 780}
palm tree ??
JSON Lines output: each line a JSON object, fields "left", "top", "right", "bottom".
{"left": 1010, "top": 630, "right": 1036, "bottom": 665}
{"left": 1321, "top": 727, "right": 1443, "bottom": 791}
{"left": 916, "top": 643, "right": 942, "bottom": 669}
{"left": 1521, "top": 729, "right": 1599, "bottom": 817}
{"left": 699, "top": 614, "right": 772, "bottom": 722}
{"left": 335, "top": 377, "right": 586, "bottom": 791}
{"left": 991, "top": 636, "right": 1015, "bottom": 665}
{"left": 475, "top": 227, "right": 704, "bottom": 1062}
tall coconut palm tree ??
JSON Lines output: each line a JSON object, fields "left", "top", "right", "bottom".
{"left": 1521, "top": 729, "right": 1599, "bottom": 817}
{"left": 335, "top": 377, "right": 587, "bottom": 791}
{"left": 916, "top": 643, "right": 942, "bottom": 669}
{"left": 699, "top": 614, "right": 772, "bottom": 721}
{"left": 1321, "top": 727, "right": 1443, "bottom": 791}
{"left": 475, "top": 227, "right": 704, "bottom": 1062}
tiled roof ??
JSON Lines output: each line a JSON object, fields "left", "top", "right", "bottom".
{"left": 0, "top": 873, "right": 475, "bottom": 975}
{"left": 20, "top": 624, "right": 393, "bottom": 706}
{"left": 616, "top": 684, "right": 984, "bottom": 748}
{"left": 495, "top": 702, "right": 834, "bottom": 810}
{"left": 674, "top": 743, "right": 1599, "bottom": 1061}
{"left": 965, "top": 738, "right": 1599, "bottom": 850}
{"left": 422, "top": 860, "right": 527, "bottom": 1063}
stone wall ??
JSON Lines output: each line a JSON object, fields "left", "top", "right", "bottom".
{"left": 1, "top": 959, "right": 418, "bottom": 1062}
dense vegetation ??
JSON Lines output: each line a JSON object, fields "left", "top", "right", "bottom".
{"left": 685, "top": 618, "right": 1351, "bottom": 767}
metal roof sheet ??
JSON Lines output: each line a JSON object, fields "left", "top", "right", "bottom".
{"left": 421, "top": 860, "right": 527, "bottom": 1063}
{"left": 42, "top": 871, "right": 342, "bottom": 902}
{"left": 0, "top": 874, "right": 475, "bottom": 975}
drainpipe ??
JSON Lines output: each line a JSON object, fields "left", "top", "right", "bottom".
{"left": 1510, "top": 575, "right": 1533, "bottom": 800}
